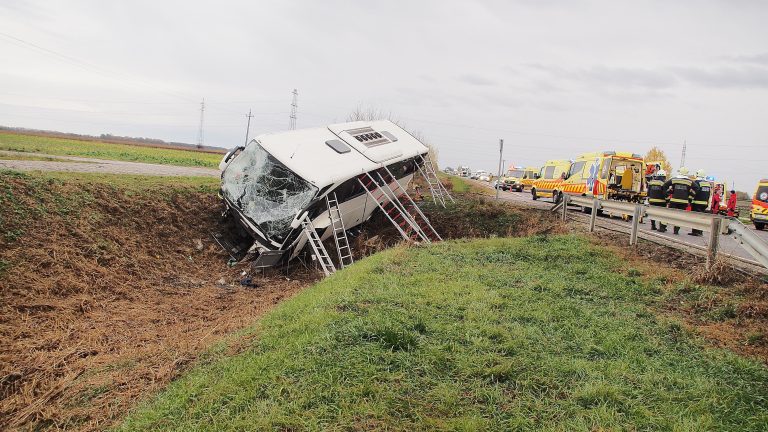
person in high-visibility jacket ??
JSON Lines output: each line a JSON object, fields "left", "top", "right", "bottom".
{"left": 690, "top": 169, "right": 712, "bottom": 236}
{"left": 647, "top": 169, "right": 668, "bottom": 232}
{"left": 662, "top": 167, "right": 699, "bottom": 235}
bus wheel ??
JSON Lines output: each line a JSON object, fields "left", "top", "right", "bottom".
{"left": 553, "top": 191, "right": 561, "bottom": 204}
{"left": 531, "top": 188, "right": 538, "bottom": 200}
{"left": 756, "top": 222, "right": 765, "bottom": 230}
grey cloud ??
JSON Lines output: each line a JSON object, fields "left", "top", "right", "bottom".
{"left": 524, "top": 64, "right": 677, "bottom": 90}
{"left": 458, "top": 74, "right": 497, "bottom": 87}
{"left": 725, "top": 52, "right": 768, "bottom": 65}
{"left": 673, "top": 65, "right": 768, "bottom": 89}
{"left": 578, "top": 66, "right": 678, "bottom": 89}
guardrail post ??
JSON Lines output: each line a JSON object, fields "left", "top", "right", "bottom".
{"left": 561, "top": 194, "right": 569, "bottom": 221}
{"left": 629, "top": 204, "right": 641, "bottom": 246}
{"left": 589, "top": 198, "right": 598, "bottom": 232}
{"left": 707, "top": 217, "right": 722, "bottom": 270}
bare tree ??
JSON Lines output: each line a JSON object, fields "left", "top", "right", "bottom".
{"left": 346, "top": 105, "right": 439, "bottom": 167}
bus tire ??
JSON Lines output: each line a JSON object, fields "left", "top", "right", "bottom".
{"left": 531, "top": 188, "right": 538, "bottom": 200}
{"left": 553, "top": 191, "right": 561, "bottom": 204}
{"left": 755, "top": 222, "right": 765, "bottom": 231}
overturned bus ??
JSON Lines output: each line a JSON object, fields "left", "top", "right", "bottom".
{"left": 218, "top": 120, "right": 442, "bottom": 268}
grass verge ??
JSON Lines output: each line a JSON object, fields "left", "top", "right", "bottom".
{"left": 0, "top": 133, "right": 222, "bottom": 168}
{"left": 119, "top": 235, "right": 768, "bottom": 431}
{"left": 438, "top": 172, "right": 491, "bottom": 195}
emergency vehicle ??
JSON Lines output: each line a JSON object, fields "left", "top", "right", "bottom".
{"left": 500, "top": 166, "right": 538, "bottom": 192}
{"left": 750, "top": 179, "right": 768, "bottom": 230}
{"left": 532, "top": 151, "right": 645, "bottom": 203}
{"left": 519, "top": 166, "right": 540, "bottom": 190}
{"left": 530, "top": 160, "right": 571, "bottom": 200}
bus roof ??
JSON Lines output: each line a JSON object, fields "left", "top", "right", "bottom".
{"left": 254, "top": 120, "right": 429, "bottom": 189}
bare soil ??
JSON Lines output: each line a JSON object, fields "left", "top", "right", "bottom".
{"left": 0, "top": 175, "right": 318, "bottom": 430}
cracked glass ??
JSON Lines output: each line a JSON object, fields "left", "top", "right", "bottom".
{"left": 222, "top": 143, "right": 318, "bottom": 244}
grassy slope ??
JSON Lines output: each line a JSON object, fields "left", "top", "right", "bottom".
{"left": 120, "top": 236, "right": 768, "bottom": 431}
{"left": 0, "top": 170, "right": 218, "bottom": 272}
{"left": 0, "top": 133, "right": 222, "bottom": 168}
{"left": 438, "top": 172, "right": 491, "bottom": 195}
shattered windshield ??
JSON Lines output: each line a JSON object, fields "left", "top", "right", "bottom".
{"left": 222, "top": 142, "right": 318, "bottom": 244}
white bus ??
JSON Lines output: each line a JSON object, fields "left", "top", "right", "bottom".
{"left": 219, "top": 120, "right": 430, "bottom": 267}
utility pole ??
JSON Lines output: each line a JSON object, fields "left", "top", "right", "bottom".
{"left": 679, "top": 140, "right": 686, "bottom": 169}
{"left": 196, "top": 98, "right": 205, "bottom": 149}
{"left": 496, "top": 139, "right": 504, "bottom": 201}
{"left": 289, "top": 89, "right": 298, "bottom": 130}
{"left": 244, "top": 109, "right": 254, "bottom": 146}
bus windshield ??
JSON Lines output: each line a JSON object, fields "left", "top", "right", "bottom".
{"left": 221, "top": 142, "right": 318, "bottom": 243}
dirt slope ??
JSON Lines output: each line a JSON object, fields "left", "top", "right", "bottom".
{"left": 0, "top": 172, "right": 317, "bottom": 430}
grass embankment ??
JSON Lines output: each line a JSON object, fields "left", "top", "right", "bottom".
{"left": 121, "top": 236, "right": 768, "bottom": 431}
{"left": 438, "top": 172, "right": 491, "bottom": 195}
{"left": 0, "top": 133, "right": 222, "bottom": 168}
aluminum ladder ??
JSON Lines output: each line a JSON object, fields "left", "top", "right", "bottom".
{"left": 357, "top": 172, "right": 437, "bottom": 244}
{"left": 417, "top": 154, "right": 454, "bottom": 207}
{"left": 380, "top": 167, "right": 442, "bottom": 242}
{"left": 326, "top": 193, "right": 354, "bottom": 269}
{"left": 301, "top": 215, "right": 336, "bottom": 276}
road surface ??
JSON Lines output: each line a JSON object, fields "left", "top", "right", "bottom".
{"left": 469, "top": 179, "right": 768, "bottom": 269}
{"left": 0, "top": 150, "right": 220, "bottom": 177}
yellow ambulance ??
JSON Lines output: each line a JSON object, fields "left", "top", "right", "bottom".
{"left": 533, "top": 151, "right": 645, "bottom": 203}
{"left": 530, "top": 160, "right": 572, "bottom": 200}
{"left": 519, "top": 166, "right": 540, "bottom": 191}
{"left": 751, "top": 179, "right": 768, "bottom": 230}
{"left": 501, "top": 166, "right": 539, "bottom": 192}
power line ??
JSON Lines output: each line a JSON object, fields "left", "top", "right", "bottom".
{"left": 289, "top": 89, "right": 298, "bottom": 130}
{"left": 0, "top": 31, "right": 199, "bottom": 103}
{"left": 197, "top": 99, "right": 205, "bottom": 149}
{"left": 680, "top": 140, "right": 687, "bottom": 168}
{"left": 244, "top": 109, "right": 254, "bottom": 146}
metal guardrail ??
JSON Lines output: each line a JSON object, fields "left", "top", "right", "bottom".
{"left": 728, "top": 219, "right": 768, "bottom": 270}
{"left": 557, "top": 194, "right": 768, "bottom": 272}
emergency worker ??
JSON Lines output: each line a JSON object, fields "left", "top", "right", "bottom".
{"left": 690, "top": 169, "right": 712, "bottom": 236}
{"left": 647, "top": 169, "right": 668, "bottom": 232}
{"left": 662, "top": 167, "right": 699, "bottom": 235}
{"left": 711, "top": 186, "right": 722, "bottom": 214}
{"left": 727, "top": 190, "right": 737, "bottom": 217}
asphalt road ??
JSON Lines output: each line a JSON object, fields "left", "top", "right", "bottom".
{"left": 469, "top": 179, "right": 768, "bottom": 266}
{"left": 0, "top": 151, "right": 220, "bottom": 177}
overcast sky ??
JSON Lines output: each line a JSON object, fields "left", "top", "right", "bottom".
{"left": 1, "top": 0, "right": 767, "bottom": 190}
